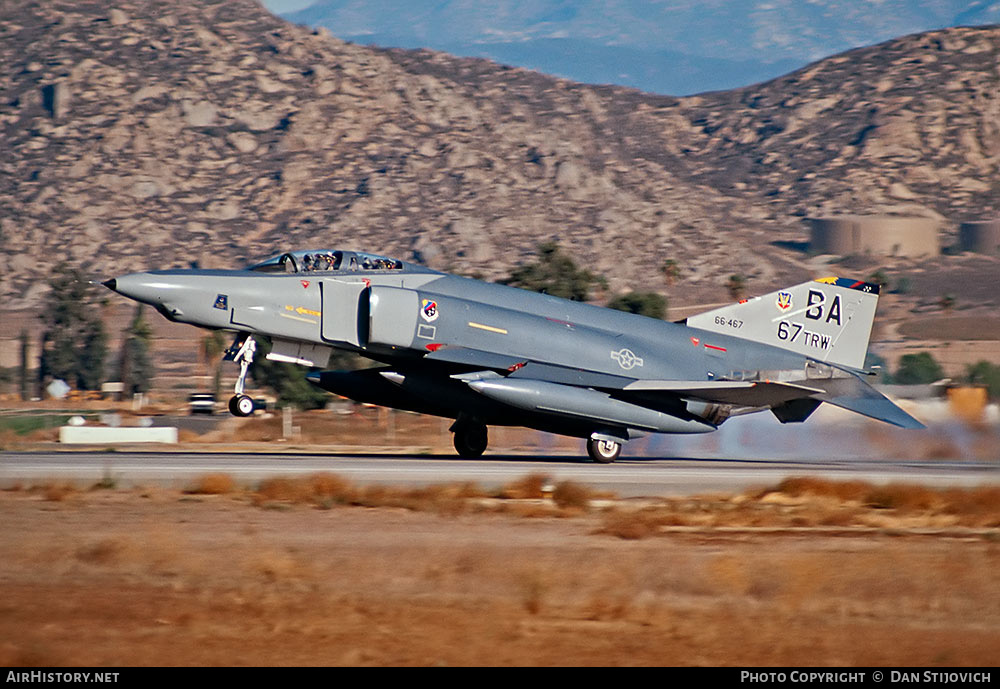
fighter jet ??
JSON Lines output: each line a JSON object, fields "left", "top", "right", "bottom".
{"left": 104, "top": 249, "right": 922, "bottom": 462}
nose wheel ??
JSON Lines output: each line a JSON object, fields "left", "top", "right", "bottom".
{"left": 229, "top": 394, "right": 255, "bottom": 416}
{"left": 224, "top": 335, "right": 257, "bottom": 417}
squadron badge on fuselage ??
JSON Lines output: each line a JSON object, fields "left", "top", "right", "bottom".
{"left": 421, "top": 299, "right": 439, "bottom": 322}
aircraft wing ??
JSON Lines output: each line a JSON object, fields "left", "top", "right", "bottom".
{"left": 425, "top": 345, "right": 825, "bottom": 409}
{"left": 422, "top": 344, "right": 528, "bottom": 371}
{"left": 422, "top": 344, "right": 923, "bottom": 429}
{"left": 425, "top": 346, "right": 636, "bottom": 388}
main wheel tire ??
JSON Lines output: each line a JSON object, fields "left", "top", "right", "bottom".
{"left": 587, "top": 438, "right": 621, "bottom": 463}
{"left": 229, "top": 394, "right": 255, "bottom": 417}
{"left": 453, "top": 423, "right": 488, "bottom": 458}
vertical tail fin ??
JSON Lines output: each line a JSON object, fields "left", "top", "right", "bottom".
{"left": 687, "top": 277, "right": 880, "bottom": 370}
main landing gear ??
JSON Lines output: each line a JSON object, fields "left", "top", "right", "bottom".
{"left": 225, "top": 335, "right": 256, "bottom": 417}
{"left": 451, "top": 419, "right": 488, "bottom": 458}
{"left": 587, "top": 437, "right": 622, "bottom": 463}
{"left": 448, "top": 421, "right": 625, "bottom": 462}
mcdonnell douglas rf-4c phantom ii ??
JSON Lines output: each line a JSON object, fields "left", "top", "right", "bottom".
{"left": 104, "top": 249, "right": 923, "bottom": 462}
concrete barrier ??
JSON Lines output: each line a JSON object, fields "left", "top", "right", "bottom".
{"left": 59, "top": 426, "right": 178, "bottom": 444}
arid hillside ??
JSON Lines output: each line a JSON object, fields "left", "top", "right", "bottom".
{"left": 2, "top": 0, "right": 999, "bottom": 312}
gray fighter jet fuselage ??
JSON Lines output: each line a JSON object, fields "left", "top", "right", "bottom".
{"left": 105, "top": 249, "right": 922, "bottom": 462}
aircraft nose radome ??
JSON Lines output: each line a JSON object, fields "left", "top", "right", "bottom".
{"left": 103, "top": 272, "right": 178, "bottom": 307}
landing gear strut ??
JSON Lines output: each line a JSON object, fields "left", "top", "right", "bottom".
{"left": 451, "top": 420, "right": 488, "bottom": 458}
{"left": 587, "top": 438, "right": 622, "bottom": 463}
{"left": 225, "top": 335, "right": 256, "bottom": 417}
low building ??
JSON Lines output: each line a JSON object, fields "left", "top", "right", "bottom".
{"left": 808, "top": 216, "right": 939, "bottom": 257}
{"left": 958, "top": 220, "right": 1000, "bottom": 255}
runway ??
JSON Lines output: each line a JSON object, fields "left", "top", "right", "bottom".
{"left": 2, "top": 450, "right": 998, "bottom": 497}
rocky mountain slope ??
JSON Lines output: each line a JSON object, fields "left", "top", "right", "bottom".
{"left": 1, "top": 0, "right": 999, "bottom": 311}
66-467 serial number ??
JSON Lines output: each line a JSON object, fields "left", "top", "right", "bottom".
{"left": 714, "top": 316, "right": 743, "bottom": 329}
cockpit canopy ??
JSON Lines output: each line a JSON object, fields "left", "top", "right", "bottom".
{"left": 248, "top": 250, "right": 404, "bottom": 274}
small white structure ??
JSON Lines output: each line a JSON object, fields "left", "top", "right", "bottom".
{"left": 59, "top": 426, "right": 178, "bottom": 444}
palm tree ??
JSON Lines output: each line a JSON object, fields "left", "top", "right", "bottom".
{"left": 200, "top": 331, "right": 227, "bottom": 396}
{"left": 726, "top": 274, "right": 747, "bottom": 301}
{"left": 661, "top": 259, "right": 680, "bottom": 286}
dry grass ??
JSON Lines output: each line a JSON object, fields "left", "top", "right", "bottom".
{"left": 551, "top": 481, "right": 594, "bottom": 511}
{"left": 939, "top": 486, "right": 1000, "bottom": 526}
{"left": 765, "top": 476, "right": 873, "bottom": 502}
{"left": 598, "top": 477, "right": 1000, "bottom": 538}
{"left": 252, "top": 473, "right": 355, "bottom": 506}
{"left": 0, "top": 480, "right": 83, "bottom": 501}
{"left": 600, "top": 506, "right": 690, "bottom": 539}
{"left": 499, "top": 473, "right": 551, "bottom": 499}
{"left": 250, "top": 473, "right": 493, "bottom": 515}
{"left": 10, "top": 473, "right": 1000, "bottom": 531}
{"left": 184, "top": 473, "right": 237, "bottom": 495}
{"left": 75, "top": 538, "right": 131, "bottom": 565}
{"left": 2, "top": 478, "right": 1000, "bottom": 666}
{"left": 13, "top": 472, "right": 1000, "bottom": 532}
{"left": 352, "top": 482, "right": 487, "bottom": 515}
{"left": 763, "top": 477, "right": 1000, "bottom": 526}
{"left": 37, "top": 481, "right": 80, "bottom": 502}
{"left": 245, "top": 472, "right": 605, "bottom": 517}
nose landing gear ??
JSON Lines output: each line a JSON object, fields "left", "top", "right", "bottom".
{"left": 225, "top": 335, "right": 257, "bottom": 417}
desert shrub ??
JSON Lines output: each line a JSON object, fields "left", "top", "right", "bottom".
{"left": 500, "top": 473, "right": 550, "bottom": 499}
{"left": 552, "top": 481, "right": 592, "bottom": 510}
{"left": 606, "top": 291, "right": 667, "bottom": 319}
{"left": 894, "top": 352, "right": 944, "bottom": 385}
{"left": 185, "top": 473, "right": 236, "bottom": 495}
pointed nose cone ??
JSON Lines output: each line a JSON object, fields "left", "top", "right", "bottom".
{"left": 103, "top": 272, "right": 163, "bottom": 305}
{"left": 102, "top": 272, "right": 188, "bottom": 319}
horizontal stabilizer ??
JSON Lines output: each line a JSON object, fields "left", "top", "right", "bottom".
{"left": 623, "top": 374, "right": 924, "bottom": 429}
{"left": 623, "top": 379, "right": 825, "bottom": 407}
{"left": 812, "top": 375, "right": 926, "bottom": 429}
